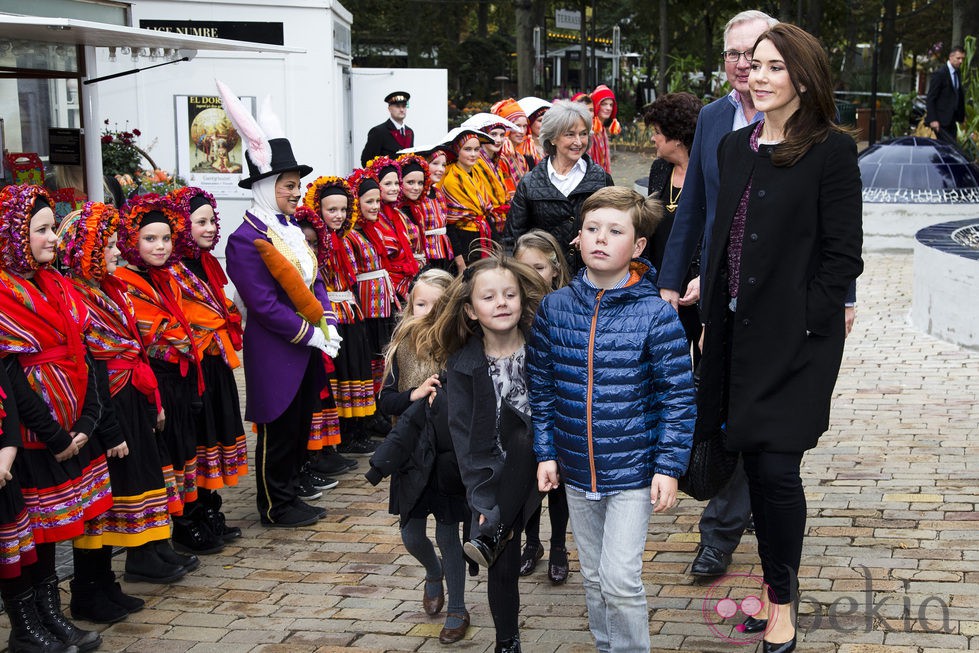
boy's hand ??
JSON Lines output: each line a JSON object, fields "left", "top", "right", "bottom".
{"left": 537, "top": 461, "right": 560, "bottom": 492}
{"left": 650, "top": 474, "right": 678, "bottom": 513}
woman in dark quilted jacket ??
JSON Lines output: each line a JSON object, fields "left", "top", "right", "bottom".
{"left": 502, "top": 101, "right": 613, "bottom": 267}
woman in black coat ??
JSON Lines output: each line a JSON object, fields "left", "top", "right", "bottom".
{"left": 502, "top": 100, "right": 612, "bottom": 266}
{"left": 643, "top": 92, "right": 704, "bottom": 365}
{"left": 698, "top": 24, "right": 863, "bottom": 653}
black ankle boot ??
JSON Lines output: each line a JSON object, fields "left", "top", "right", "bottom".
{"left": 153, "top": 540, "right": 200, "bottom": 572}
{"left": 494, "top": 637, "right": 521, "bottom": 653}
{"left": 5, "top": 588, "right": 78, "bottom": 653}
{"left": 68, "top": 577, "right": 128, "bottom": 625}
{"left": 124, "top": 542, "right": 186, "bottom": 584}
{"left": 463, "top": 524, "right": 512, "bottom": 568}
{"left": 172, "top": 504, "right": 224, "bottom": 554}
{"left": 99, "top": 573, "right": 145, "bottom": 614}
{"left": 34, "top": 576, "right": 103, "bottom": 651}
{"left": 199, "top": 492, "right": 242, "bottom": 542}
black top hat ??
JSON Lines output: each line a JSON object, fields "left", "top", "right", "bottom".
{"left": 239, "top": 138, "right": 313, "bottom": 189}
{"left": 385, "top": 91, "right": 410, "bottom": 105}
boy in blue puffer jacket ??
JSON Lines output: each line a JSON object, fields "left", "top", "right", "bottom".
{"left": 527, "top": 186, "right": 695, "bottom": 653}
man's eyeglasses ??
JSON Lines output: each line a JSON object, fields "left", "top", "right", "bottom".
{"left": 722, "top": 49, "right": 752, "bottom": 63}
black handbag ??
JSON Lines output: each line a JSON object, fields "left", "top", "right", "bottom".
{"left": 678, "top": 424, "right": 739, "bottom": 501}
{"left": 678, "top": 357, "right": 739, "bottom": 501}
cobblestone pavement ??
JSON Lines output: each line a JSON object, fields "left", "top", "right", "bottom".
{"left": 5, "top": 151, "right": 978, "bottom": 652}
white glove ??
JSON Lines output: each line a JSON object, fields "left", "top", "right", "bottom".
{"left": 324, "top": 324, "right": 343, "bottom": 358}
{"left": 307, "top": 327, "right": 330, "bottom": 354}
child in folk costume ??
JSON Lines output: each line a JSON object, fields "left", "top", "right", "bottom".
{"left": 366, "top": 156, "right": 422, "bottom": 301}
{"left": 438, "top": 127, "right": 498, "bottom": 267}
{"left": 588, "top": 85, "right": 622, "bottom": 175}
{"left": 301, "top": 176, "right": 376, "bottom": 463}
{"left": 491, "top": 99, "right": 533, "bottom": 185}
{"left": 169, "top": 187, "right": 247, "bottom": 543}
{"left": 368, "top": 268, "right": 471, "bottom": 645}
{"left": 114, "top": 194, "right": 219, "bottom": 554}
{"left": 0, "top": 184, "right": 112, "bottom": 651}
{"left": 344, "top": 169, "right": 398, "bottom": 441}
{"left": 291, "top": 204, "right": 348, "bottom": 493}
{"left": 217, "top": 81, "right": 342, "bottom": 527}
{"left": 58, "top": 203, "right": 198, "bottom": 594}
{"left": 516, "top": 97, "right": 552, "bottom": 165}
{"left": 395, "top": 153, "right": 434, "bottom": 273}
{"left": 461, "top": 113, "right": 521, "bottom": 216}
{"left": 401, "top": 146, "right": 456, "bottom": 272}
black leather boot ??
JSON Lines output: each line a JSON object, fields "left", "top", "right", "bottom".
{"left": 124, "top": 542, "right": 186, "bottom": 584}
{"left": 199, "top": 492, "right": 242, "bottom": 542}
{"left": 5, "top": 588, "right": 78, "bottom": 653}
{"left": 68, "top": 577, "right": 127, "bottom": 625}
{"left": 99, "top": 572, "right": 145, "bottom": 614}
{"left": 462, "top": 524, "right": 512, "bottom": 568}
{"left": 34, "top": 576, "right": 102, "bottom": 651}
{"left": 153, "top": 539, "right": 200, "bottom": 572}
{"left": 172, "top": 503, "right": 224, "bottom": 554}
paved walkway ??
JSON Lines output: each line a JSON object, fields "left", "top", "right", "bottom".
{"left": 6, "top": 152, "right": 979, "bottom": 653}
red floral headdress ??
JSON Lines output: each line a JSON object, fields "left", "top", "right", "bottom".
{"left": 57, "top": 202, "right": 121, "bottom": 281}
{"left": 346, "top": 167, "right": 380, "bottom": 231}
{"left": 366, "top": 155, "right": 403, "bottom": 204}
{"left": 395, "top": 153, "right": 432, "bottom": 205}
{"left": 303, "top": 176, "right": 354, "bottom": 236}
{"left": 0, "top": 184, "right": 54, "bottom": 274}
{"left": 118, "top": 193, "right": 187, "bottom": 269}
{"left": 292, "top": 205, "right": 333, "bottom": 268}
{"left": 170, "top": 186, "right": 219, "bottom": 259}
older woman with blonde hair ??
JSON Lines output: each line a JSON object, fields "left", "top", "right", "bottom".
{"left": 503, "top": 100, "right": 612, "bottom": 267}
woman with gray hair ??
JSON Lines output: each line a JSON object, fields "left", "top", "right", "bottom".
{"left": 502, "top": 100, "right": 613, "bottom": 266}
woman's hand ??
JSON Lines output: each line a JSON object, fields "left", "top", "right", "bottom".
{"left": 678, "top": 276, "right": 700, "bottom": 306}
{"left": 156, "top": 408, "right": 166, "bottom": 432}
{"left": 844, "top": 306, "right": 856, "bottom": 337}
{"left": 0, "top": 446, "right": 16, "bottom": 489}
{"left": 55, "top": 433, "right": 85, "bottom": 462}
{"left": 409, "top": 375, "right": 442, "bottom": 402}
{"left": 537, "top": 460, "right": 561, "bottom": 492}
{"left": 650, "top": 474, "right": 678, "bottom": 513}
{"left": 106, "top": 441, "right": 130, "bottom": 459}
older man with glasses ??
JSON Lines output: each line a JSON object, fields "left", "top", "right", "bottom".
{"left": 361, "top": 91, "right": 415, "bottom": 166}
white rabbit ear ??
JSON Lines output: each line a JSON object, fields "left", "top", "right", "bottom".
{"left": 258, "top": 96, "right": 285, "bottom": 139}
{"left": 215, "top": 79, "right": 271, "bottom": 173}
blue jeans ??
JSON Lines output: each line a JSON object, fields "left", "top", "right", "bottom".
{"left": 566, "top": 487, "right": 652, "bottom": 653}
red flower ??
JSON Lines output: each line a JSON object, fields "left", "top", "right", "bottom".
{"left": 101, "top": 135, "right": 113, "bottom": 144}
{"left": 122, "top": 132, "right": 133, "bottom": 139}
{"left": 132, "top": 128, "right": 141, "bottom": 136}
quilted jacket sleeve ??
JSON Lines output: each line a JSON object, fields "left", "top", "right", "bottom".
{"left": 527, "top": 297, "right": 557, "bottom": 462}
{"left": 645, "top": 302, "right": 696, "bottom": 478}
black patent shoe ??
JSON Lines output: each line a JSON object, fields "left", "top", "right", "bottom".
{"left": 548, "top": 546, "right": 569, "bottom": 585}
{"left": 762, "top": 637, "right": 796, "bottom": 653}
{"left": 739, "top": 616, "right": 768, "bottom": 634}
{"left": 518, "top": 543, "right": 543, "bottom": 576}
{"left": 494, "top": 637, "right": 521, "bottom": 653}
{"left": 463, "top": 524, "right": 512, "bottom": 568}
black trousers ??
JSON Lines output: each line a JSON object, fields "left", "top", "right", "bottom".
{"left": 698, "top": 457, "right": 752, "bottom": 553}
{"left": 488, "top": 518, "right": 523, "bottom": 642}
{"left": 255, "top": 352, "right": 319, "bottom": 521}
{"left": 742, "top": 450, "right": 805, "bottom": 604}
{"left": 524, "top": 484, "right": 569, "bottom": 550}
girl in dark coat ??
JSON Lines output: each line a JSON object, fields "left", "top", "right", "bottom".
{"left": 371, "top": 268, "right": 469, "bottom": 644}
{"left": 430, "top": 254, "right": 548, "bottom": 653}
{"left": 700, "top": 24, "right": 863, "bottom": 653}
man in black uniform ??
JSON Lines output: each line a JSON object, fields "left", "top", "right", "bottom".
{"left": 360, "top": 91, "right": 414, "bottom": 166}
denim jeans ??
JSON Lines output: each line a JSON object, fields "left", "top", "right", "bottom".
{"left": 566, "top": 487, "right": 653, "bottom": 653}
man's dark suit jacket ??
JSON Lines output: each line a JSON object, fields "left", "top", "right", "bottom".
{"left": 360, "top": 119, "right": 414, "bottom": 166}
{"left": 926, "top": 64, "right": 965, "bottom": 130}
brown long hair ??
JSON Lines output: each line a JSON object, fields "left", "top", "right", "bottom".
{"left": 381, "top": 268, "right": 454, "bottom": 382}
{"left": 754, "top": 23, "right": 847, "bottom": 167}
{"left": 426, "top": 252, "right": 548, "bottom": 369}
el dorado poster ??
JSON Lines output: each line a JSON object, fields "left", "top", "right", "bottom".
{"left": 175, "top": 95, "right": 254, "bottom": 198}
